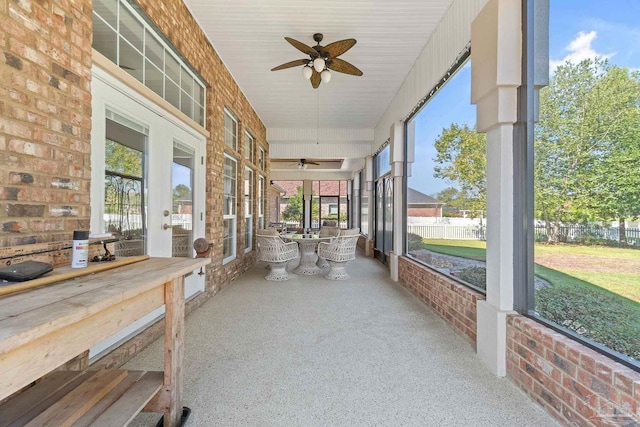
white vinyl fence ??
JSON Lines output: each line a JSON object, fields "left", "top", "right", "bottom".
{"left": 407, "top": 224, "right": 486, "bottom": 240}
{"left": 407, "top": 223, "right": 640, "bottom": 245}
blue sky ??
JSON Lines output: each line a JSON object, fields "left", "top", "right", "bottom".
{"left": 409, "top": 0, "right": 640, "bottom": 197}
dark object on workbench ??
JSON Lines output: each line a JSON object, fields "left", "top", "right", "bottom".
{"left": 93, "top": 241, "right": 116, "bottom": 262}
{"left": 0, "top": 261, "right": 54, "bottom": 282}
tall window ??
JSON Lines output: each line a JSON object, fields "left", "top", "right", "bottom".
{"left": 527, "top": 0, "right": 640, "bottom": 367}
{"left": 275, "top": 181, "right": 304, "bottom": 228}
{"left": 360, "top": 170, "right": 368, "bottom": 236}
{"left": 373, "top": 145, "right": 394, "bottom": 263}
{"left": 258, "top": 175, "right": 265, "bottom": 229}
{"left": 244, "top": 167, "right": 254, "bottom": 253}
{"left": 104, "top": 118, "right": 147, "bottom": 256}
{"left": 258, "top": 147, "right": 266, "bottom": 171}
{"left": 403, "top": 52, "right": 484, "bottom": 291}
{"left": 244, "top": 131, "right": 254, "bottom": 164}
{"left": 310, "top": 181, "right": 349, "bottom": 228}
{"left": 92, "top": 0, "right": 206, "bottom": 126}
{"left": 223, "top": 154, "right": 237, "bottom": 263}
{"left": 224, "top": 109, "right": 238, "bottom": 151}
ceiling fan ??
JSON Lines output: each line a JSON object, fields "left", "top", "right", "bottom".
{"left": 271, "top": 33, "right": 363, "bottom": 89}
{"left": 293, "top": 158, "right": 320, "bottom": 169}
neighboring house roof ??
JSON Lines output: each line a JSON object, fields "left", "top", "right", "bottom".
{"left": 407, "top": 188, "right": 445, "bottom": 206}
{"left": 274, "top": 180, "right": 348, "bottom": 198}
{"left": 274, "top": 181, "right": 303, "bottom": 197}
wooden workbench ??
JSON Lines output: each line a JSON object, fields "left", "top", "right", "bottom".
{"left": 0, "top": 256, "right": 210, "bottom": 427}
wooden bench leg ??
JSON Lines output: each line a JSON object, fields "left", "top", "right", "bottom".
{"left": 164, "top": 277, "right": 185, "bottom": 427}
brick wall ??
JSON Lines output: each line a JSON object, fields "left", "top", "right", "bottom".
{"left": 1, "top": 0, "right": 268, "bottom": 368}
{"left": 268, "top": 186, "right": 281, "bottom": 224}
{"left": 1, "top": 0, "right": 93, "bottom": 246}
{"left": 398, "top": 256, "right": 484, "bottom": 346}
{"left": 507, "top": 316, "right": 640, "bottom": 426}
{"left": 1, "top": 0, "right": 267, "bottom": 280}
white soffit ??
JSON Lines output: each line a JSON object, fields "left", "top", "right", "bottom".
{"left": 183, "top": 0, "right": 456, "bottom": 131}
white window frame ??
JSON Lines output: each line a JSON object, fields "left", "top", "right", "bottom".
{"left": 244, "top": 167, "right": 254, "bottom": 253}
{"left": 259, "top": 146, "right": 266, "bottom": 171}
{"left": 244, "top": 130, "right": 254, "bottom": 164}
{"left": 258, "top": 174, "right": 266, "bottom": 229}
{"left": 224, "top": 108, "right": 238, "bottom": 151}
{"left": 223, "top": 154, "right": 237, "bottom": 264}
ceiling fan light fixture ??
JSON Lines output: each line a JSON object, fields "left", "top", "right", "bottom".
{"left": 302, "top": 65, "right": 313, "bottom": 79}
{"left": 321, "top": 69, "right": 331, "bottom": 83}
{"left": 313, "top": 57, "right": 325, "bottom": 73}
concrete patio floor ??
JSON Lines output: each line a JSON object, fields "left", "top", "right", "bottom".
{"left": 126, "top": 251, "right": 559, "bottom": 426}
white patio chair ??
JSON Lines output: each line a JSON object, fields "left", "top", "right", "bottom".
{"left": 256, "top": 233, "right": 299, "bottom": 281}
{"left": 317, "top": 230, "right": 360, "bottom": 280}
{"left": 316, "top": 226, "right": 340, "bottom": 269}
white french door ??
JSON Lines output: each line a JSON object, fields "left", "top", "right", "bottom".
{"left": 89, "top": 65, "right": 206, "bottom": 359}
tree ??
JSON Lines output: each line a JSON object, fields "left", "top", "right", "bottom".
{"left": 280, "top": 186, "right": 319, "bottom": 225}
{"left": 173, "top": 184, "right": 192, "bottom": 203}
{"left": 432, "top": 124, "right": 486, "bottom": 213}
{"left": 578, "top": 66, "right": 640, "bottom": 244}
{"left": 281, "top": 186, "right": 304, "bottom": 224}
{"left": 434, "top": 187, "right": 479, "bottom": 216}
{"left": 105, "top": 140, "right": 142, "bottom": 177}
{"left": 536, "top": 58, "right": 640, "bottom": 243}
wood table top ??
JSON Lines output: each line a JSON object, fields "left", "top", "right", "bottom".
{"left": 0, "top": 257, "right": 210, "bottom": 355}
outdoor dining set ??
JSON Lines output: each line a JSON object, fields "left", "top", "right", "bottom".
{"left": 256, "top": 223, "right": 360, "bottom": 281}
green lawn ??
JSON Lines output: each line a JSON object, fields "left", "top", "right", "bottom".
{"left": 421, "top": 239, "right": 640, "bottom": 304}
{"left": 418, "top": 238, "right": 640, "bottom": 360}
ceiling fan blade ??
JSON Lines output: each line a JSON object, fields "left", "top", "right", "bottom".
{"left": 310, "top": 69, "right": 321, "bottom": 89}
{"left": 307, "top": 161, "right": 320, "bottom": 165}
{"left": 284, "top": 37, "right": 316, "bottom": 56}
{"left": 323, "top": 39, "right": 357, "bottom": 58}
{"left": 328, "top": 58, "right": 363, "bottom": 76}
{"left": 271, "top": 59, "right": 309, "bottom": 71}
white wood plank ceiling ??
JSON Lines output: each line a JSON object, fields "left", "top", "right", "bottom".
{"left": 184, "top": 0, "right": 456, "bottom": 176}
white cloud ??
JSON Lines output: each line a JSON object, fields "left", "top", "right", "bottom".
{"left": 549, "top": 31, "right": 615, "bottom": 73}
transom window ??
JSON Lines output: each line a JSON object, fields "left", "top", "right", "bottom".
{"left": 92, "top": 0, "right": 206, "bottom": 127}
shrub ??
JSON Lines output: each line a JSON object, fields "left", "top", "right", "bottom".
{"left": 455, "top": 267, "right": 486, "bottom": 290}
{"left": 407, "top": 233, "right": 425, "bottom": 251}
{"left": 534, "top": 232, "right": 548, "bottom": 242}
{"left": 536, "top": 286, "right": 640, "bottom": 360}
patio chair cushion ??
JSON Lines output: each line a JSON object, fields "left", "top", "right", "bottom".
{"left": 337, "top": 228, "right": 360, "bottom": 237}
{"left": 319, "top": 226, "right": 340, "bottom": 237}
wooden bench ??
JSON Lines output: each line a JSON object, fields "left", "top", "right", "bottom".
{"left": 0, "top": 257, "right": 210, "bottom": 427}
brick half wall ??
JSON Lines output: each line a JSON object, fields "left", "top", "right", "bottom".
{"left": 398, "top": 256, "right": 484, "bottom": 346}
{"left": 507, "top": 315, "right": 640, "bottom": 426}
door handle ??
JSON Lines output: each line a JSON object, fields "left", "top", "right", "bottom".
{"left": 163, "top": 224, "right": 173, "bottom": 230}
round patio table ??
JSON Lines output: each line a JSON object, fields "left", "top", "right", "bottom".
{"left": 284, "top": 234, "right": 333, "bottom": 275}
